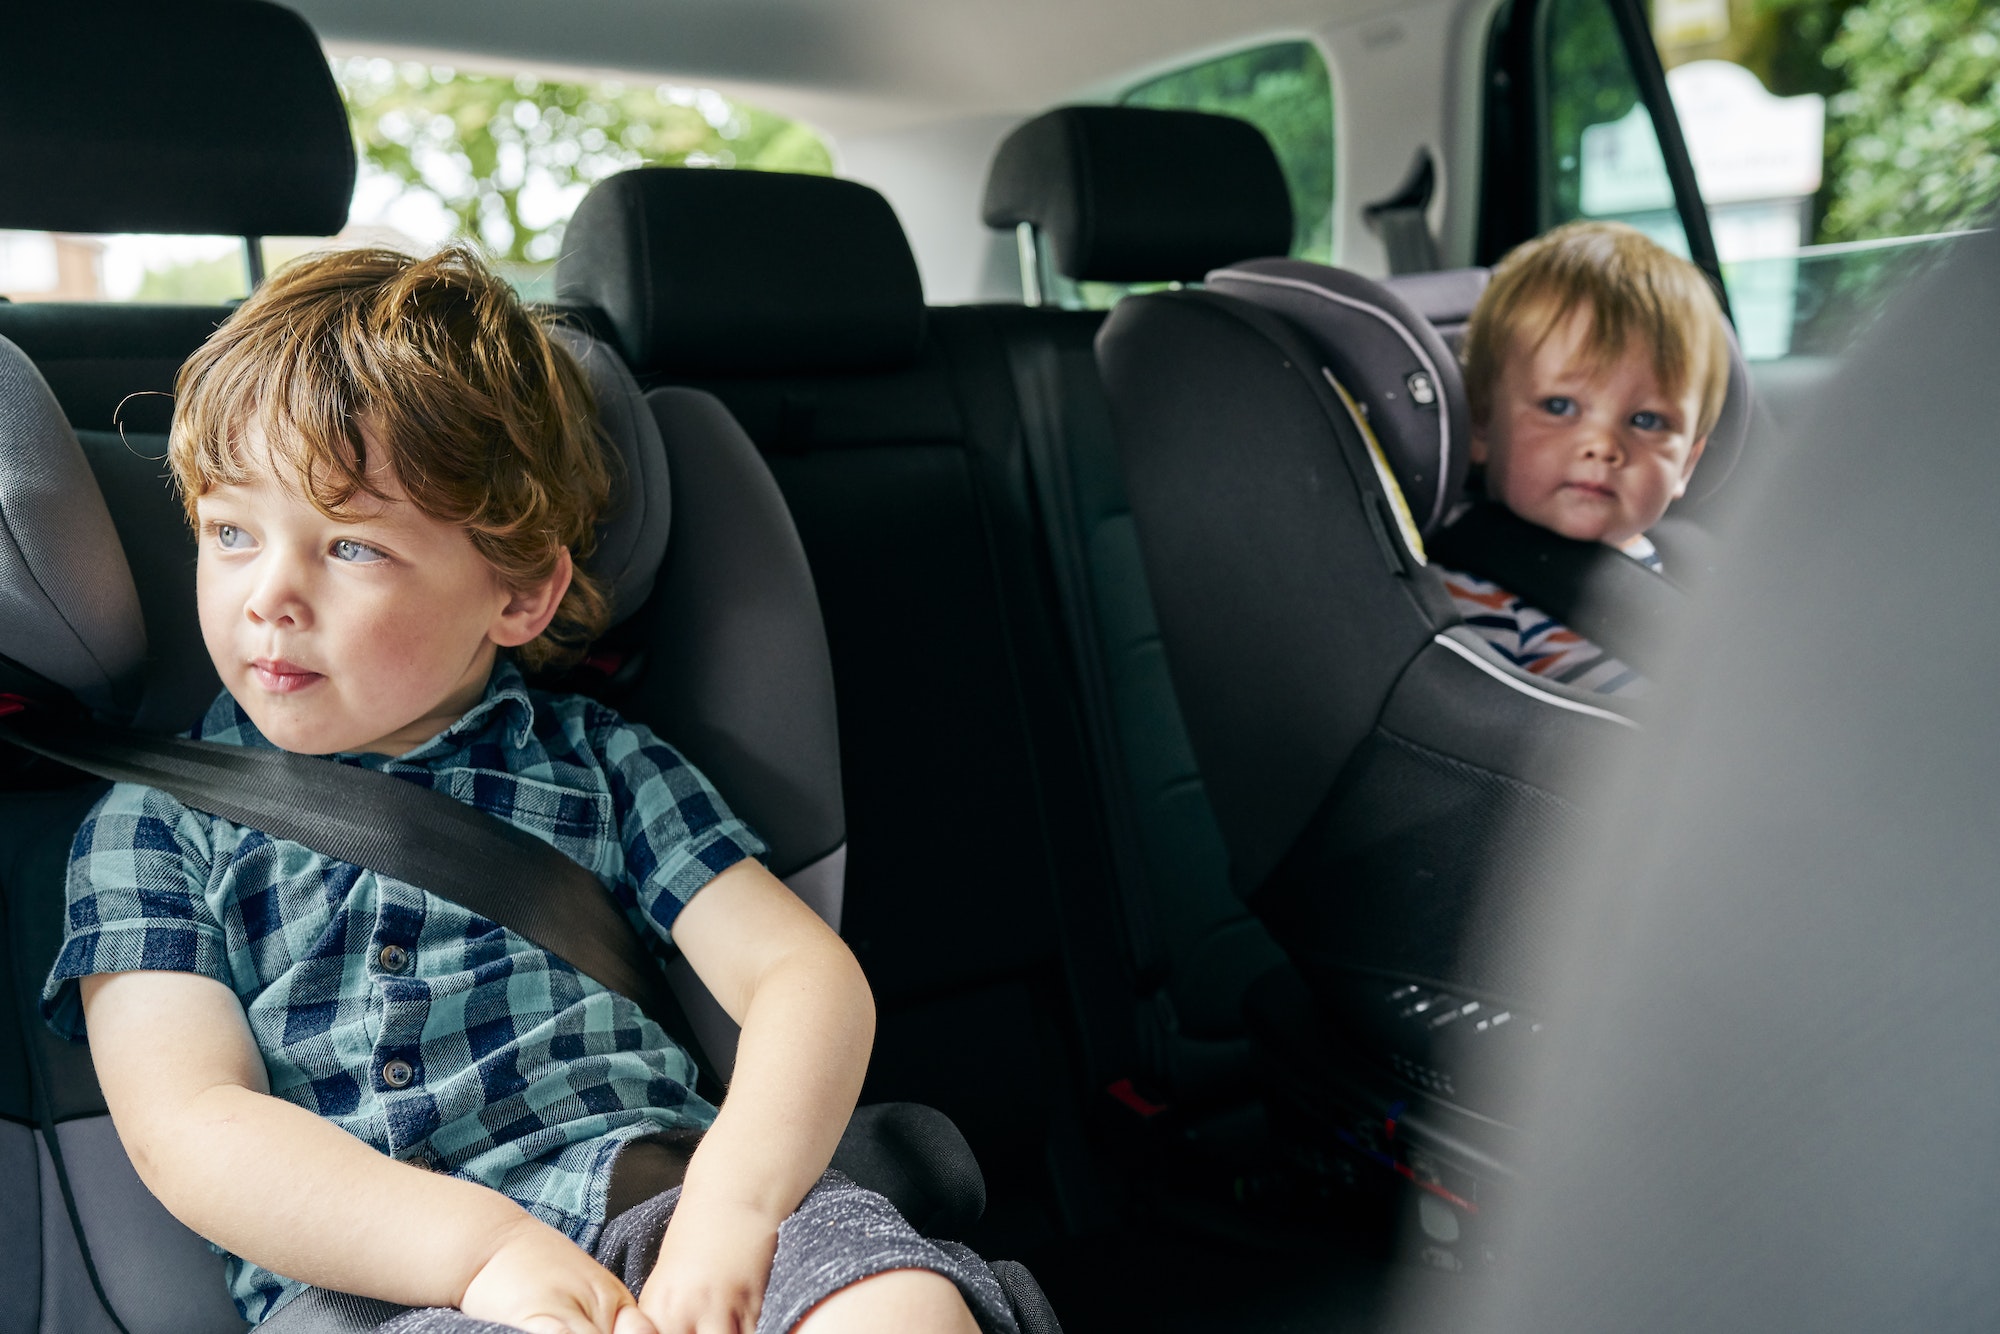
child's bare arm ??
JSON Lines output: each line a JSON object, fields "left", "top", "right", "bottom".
{"left": 80, "top": 970, "right": 655, "bottom": 1334}
{"left": 641, "top": 858, "right": 875, "bottom": 1333}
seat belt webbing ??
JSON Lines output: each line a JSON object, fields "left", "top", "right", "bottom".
{"left": 3, "top": 718, "right": 680, "bottom": 1026}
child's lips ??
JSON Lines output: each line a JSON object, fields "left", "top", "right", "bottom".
{"left": 251, "top": 658, "right": 324, "bottom": 693}
{"left": 1562, "top": 480, "right": 1617, "bottom": 500}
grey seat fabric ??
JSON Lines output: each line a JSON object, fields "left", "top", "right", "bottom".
{"left": 1479, "top": 227, "right": 2000, "bottom": 1334}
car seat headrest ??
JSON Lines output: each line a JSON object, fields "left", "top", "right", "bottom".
{"left": 0, "top": 1, "right": 353, "bottom": 237}
{"left": 549, "top": 325, "right": 673, "bottom": 625}
{"left": 982, "top": 105, "right": 1294, "bottom": 283}
{"left": 555, "top": 168, "right": 926, "bottom": 378}
{"left": 1208, "top": 259, "right": 1471, "bottom": 537}
{"left": 0, "top": 337, "right": 147, "bottom": 714}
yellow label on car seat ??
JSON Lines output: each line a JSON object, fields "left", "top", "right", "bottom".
{"left": 1321, "top": 367, "right": 1428, "bottom": 566}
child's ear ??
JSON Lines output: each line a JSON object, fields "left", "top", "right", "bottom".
{"left": 1670, "top": 433, "right": 1711, "bottom": 499}
{"left": 1468, "top": 422, "right": 1489, "bottom": 465}
{"left": 490, "top": 547, "right": 574, "bottom": 649}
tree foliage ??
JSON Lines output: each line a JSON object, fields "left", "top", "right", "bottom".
{"left": 1818, "top": 0, "right": 2000, "bottom": 242}
{"left": 1662, "top": 0, "right": 2000, "bottom": 243}
{"left": 336, "top": 59, "right": 832, "bottom": 262}
{"left": 1123, "top": 42, "right": 1336, "bottom": 261}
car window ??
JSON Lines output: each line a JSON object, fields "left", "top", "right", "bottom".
{"left": 1545, "top": 0, "right": 1994, "bottom": 360}
{"left": 0, "top": 61, "right": 832, "bottom": 306}
{"left": 1540, "top": 0, "right": 1697, "bottom": 263}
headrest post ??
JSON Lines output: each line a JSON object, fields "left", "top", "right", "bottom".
{"left": 1014, "top": 222, "right": 1044, "bottom": 308}
{"left": 243, "top": 236, "right": 266, "bottom": 290}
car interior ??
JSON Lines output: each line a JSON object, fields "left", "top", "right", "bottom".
{"left": 1, "top": 0, "right": 1992, "bottom": 1332}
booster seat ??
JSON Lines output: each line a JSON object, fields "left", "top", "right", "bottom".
{"left": 1092, "top": 253, "right": 1748, "bottom": 1259}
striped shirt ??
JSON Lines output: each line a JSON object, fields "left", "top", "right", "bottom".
{"left": 1440, "top": 535, "right": 1662, "bottom": 697}
{"left": 42, "top": 659, "right": 764, "bottom": 1322}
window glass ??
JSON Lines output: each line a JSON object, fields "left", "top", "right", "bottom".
{"left": 1541, "top": 0, "right": 1696, "bottom": 259}
{"left": 0, "top": 231, "right": 249, "bottom": 304}
{"left": 0, "top": 62, "right": 833, "bottom": 305}
{"left": 1649, "top": 0, "right": 1993, "bottom": 356}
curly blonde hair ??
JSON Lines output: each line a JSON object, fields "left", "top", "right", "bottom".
{"left": 168, "top": 245, "right": 612, "bottom": 672}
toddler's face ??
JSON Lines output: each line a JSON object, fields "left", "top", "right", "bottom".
{"left": 195, "top": 429, "right": 518, "bottom": 756}
{"left": 1472, "top": 310, "right": 1708, "bottom": 547}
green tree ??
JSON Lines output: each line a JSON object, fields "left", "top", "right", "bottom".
{"left": 336, "top": 60, "right": 832, "bottom": 263}
{"left": 1818, "top": 0, "right": 2000, "bottom": 242}
{"left": 1123, "top": 42, "right": 1336, "bottom": 261}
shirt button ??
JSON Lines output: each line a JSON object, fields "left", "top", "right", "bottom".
{"left": 378, "top": 944, "right": 411, "bottom": 974}
{"left": 382, "top": 1059, "right": 416, "bottom": 1089}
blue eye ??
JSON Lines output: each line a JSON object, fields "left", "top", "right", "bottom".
{"left": 212, "top": 523, "right": 252, "bottom": 550}
{"left": 331, "top": 539, "right": 385, "bottom": 564}
{"left": 1541, "top": 396, "right": 1576, "bottom": 416}
{"left": 1631, "top": 410, "right": 1668, "bottom": 431}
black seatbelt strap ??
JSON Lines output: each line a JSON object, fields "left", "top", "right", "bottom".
{"left": 1428, "top": 502, "right": 1687, "bottom": 677}
{"left": 1, "top": 715, "right": 683, "bottom": 1029}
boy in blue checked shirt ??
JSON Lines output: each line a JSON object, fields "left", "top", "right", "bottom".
{"left": 41, "top": 248, "right": 1010, "bottom": 1334}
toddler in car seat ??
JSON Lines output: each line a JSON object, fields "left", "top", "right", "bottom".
{"left": 40, "top": 248, "right": 1009, "bottom": 1334}
{"left": 1440, "top": 220, "right": 1732, "bottom": 696}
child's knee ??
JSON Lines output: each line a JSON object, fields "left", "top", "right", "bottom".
{"left": 793, "top": 1267, "right": 979, "bottom": 1334}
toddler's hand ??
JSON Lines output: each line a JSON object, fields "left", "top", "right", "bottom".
{"left": 638, "top": 1198, "right": 781, "bottom": 1334}
{"left": 460, "top": 1214, "right": 657, "bottom": 1334}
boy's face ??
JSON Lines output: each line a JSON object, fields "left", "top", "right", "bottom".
{"left": 195, "top": 428, "right": 557, "bottom": 756}
{"left": 1472, "top": 309, "right": 1709, "bottom": 548}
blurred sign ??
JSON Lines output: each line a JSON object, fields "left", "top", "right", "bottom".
{"left": 1582, "top": 61, "right": 1825, "bottom": 215}
{"left": 1655, "top": 0, "right": 1731, "bottom": 47}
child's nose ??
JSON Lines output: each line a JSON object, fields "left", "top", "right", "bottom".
{"left": 245, "top": 562, "right": 311, "bottom": 629}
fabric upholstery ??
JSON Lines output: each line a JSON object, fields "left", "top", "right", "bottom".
{"left": 981, "top": 106, "right": 1293, "bottom": 283}
{"left": 0, "top": 1, "right": 353, "bottom": 236}
{"left": 550, "top": 325, "right": 673, "bottom": 626}
{"left": 0, "top": 337, "right": 147, "bottom": 714}
{"left": 1208, "top": 259, "right": 1471, "bottom": 537}
{"left": 555, "top": 168, "right": 926, "bottom": 377}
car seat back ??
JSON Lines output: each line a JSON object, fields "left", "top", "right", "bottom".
{"left": 973, "top": 105, "right": 1300, "bottom": 1106}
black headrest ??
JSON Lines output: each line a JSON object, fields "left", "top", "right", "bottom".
{"left": 982, "top": 105, "right": 1293, "bottom": 283}
{"left": 555, "top": 168, "right": 926, "bottom": 377}
{"left": 0, "top": 1, "right": 354, "bottom": 236}
{"left": 1208, "top": 259, "right": 1471, "bottom": 537}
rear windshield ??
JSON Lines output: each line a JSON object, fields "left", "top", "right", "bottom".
{"left": 0, "top": 59, "right": 832, "bottom": 305}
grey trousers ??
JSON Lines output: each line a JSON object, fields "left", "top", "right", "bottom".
{"left": 260, "top": 1170, "right": 1021, "bottom": 1334}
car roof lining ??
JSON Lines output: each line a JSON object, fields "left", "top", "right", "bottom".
{"left": 296, "top": 0, "right": 1404, "bottom": 136}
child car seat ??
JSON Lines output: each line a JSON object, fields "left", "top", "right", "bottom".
{"left": 1091, "top": 254, "right": 1748, "bottom": 1258}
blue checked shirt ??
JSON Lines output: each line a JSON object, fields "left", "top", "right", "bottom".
{"left": 42, "top": 659, "right": 765, "bottom": 1323}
